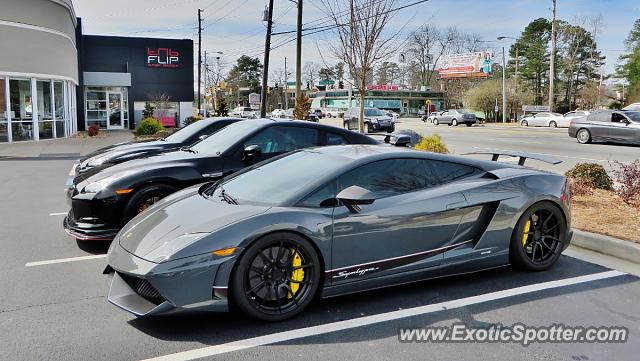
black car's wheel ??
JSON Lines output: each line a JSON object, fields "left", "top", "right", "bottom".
{"left": 343, "top": 120, "right": 348, "bottom": 129}
{"left": 123, "top": 184, "right": 177, "bottom": 223}
{"left": 433, "top": 119, "right": 439, "bottom": 126}
{"left": 365, "top": 122, "right": 371, "bottom": 133}
{"left": 231, "top": 232, "right": 321, "bottom": 321}
{"left": 521, "top": 120, "right": 528, "bottom": 127}
{"left": 549, "top": 121, "right": 557, "bottom": 128}
{"left": 576, "top": 128, "right": 592, "bottom": 144}
{"left": 466, "top": 123, "right": 473, "bottom": 127}
{"left": 452, "top": 119, "right": 458, "bottom": 126}
{"left": 509, "top": 202, "right": 566, "bottom": 271}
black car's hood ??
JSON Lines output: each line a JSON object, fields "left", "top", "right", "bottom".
{"left": 81, "top": 138, "right": 167, "bottom": 160}
{"left": 78, "top": 140, "right": 179, "bottom": 172}
{"left": 75, "top": 150, "right": 216, "bottom": 186}
{"left": 118, "top": 188, "right": 269, "bottom": 263}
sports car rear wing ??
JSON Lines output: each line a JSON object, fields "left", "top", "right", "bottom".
{"left": 464, "top": 150, "right": 562, "bottom": 166}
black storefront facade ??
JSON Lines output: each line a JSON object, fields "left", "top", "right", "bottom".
{"left": 76, "top": 21, "right": 194, "bottom": 131}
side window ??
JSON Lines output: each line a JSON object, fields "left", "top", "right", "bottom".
{"left": 337, "top": 159, "right": 437, "bottom": 198}
{"left": 245, "top": 126, "right": 318, "bottom": 154}
{"left": 326, "top": 132, "right": 349, "bottom": 145}
{"left": 431, "top": 161, "right": 479, "bottom": 183}
{"left": 611, "top": 113, "right": 627, "bottom": 123}
{"left": 298, "top": 181, "right": 337, "bottom": 207}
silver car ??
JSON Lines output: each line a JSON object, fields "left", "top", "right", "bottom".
{"left": 568, "top": 110, "right": 640, "bottom": 144}
{"left": 520, "top": 112, "right": 565, "bottom": 127}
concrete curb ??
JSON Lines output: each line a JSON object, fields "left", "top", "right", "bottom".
{"left": 572, "top": 229, "right": 640, "bottom": 264}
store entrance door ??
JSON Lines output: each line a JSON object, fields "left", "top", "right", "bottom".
{"left": 107, "top": 92, "right": 124, "bottom": 129}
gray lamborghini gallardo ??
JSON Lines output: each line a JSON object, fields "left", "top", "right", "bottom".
{"left": 104, "top": 145, "right": 572, "bottom": 321}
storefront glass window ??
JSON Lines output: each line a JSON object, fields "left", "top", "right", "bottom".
{"left": 85, "top": 86, "right": 128, "bottom": 129}
{"left": 9, "top": 79, "right": 34, "bottom": 141}
{"left": 37, "top": 80, "right": 54, "bottom": 139}
{"left": 0, "top": 78, "right": 7, "bottom": 142}
{"left": 54, "top": 81, "right": 65, "bottom": 138}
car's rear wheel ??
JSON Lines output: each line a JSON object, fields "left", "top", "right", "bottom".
{"left": 576, "top": 128, "right": 591, "bottom": 144}
{"left": 231, "top": 232, "right": 321, "bottom": 321}
{"left": 521, "top": 120, "right": 528, "bottom": 127}
{"left": 509, "top": 202, "right": 566, "bottom": 271}
{"left": 452, "top": 119, "right": 458, "bottom": 126}
{"left": 123, "top": 184, "right": 177, "bottom": 223}
{"left": 549, "top": 121, "right": 557, "bottom": 128}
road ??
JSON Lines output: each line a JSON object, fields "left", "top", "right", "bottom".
{"left": 322, "top": 117, "right": 640, "bottom": 174}
{"left": 1, "top": 123, "right": 639, "bottom": 361}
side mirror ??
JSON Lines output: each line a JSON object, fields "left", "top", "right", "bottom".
{"left": 242, "top": 145, "right": 262, "bottom": 162}
{"left": 336, "top": 185, "right": 375, "bottom": 213}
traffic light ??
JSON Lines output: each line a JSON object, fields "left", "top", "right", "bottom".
{"left": 338, "top": 80, "right": 344, "bottom": 89}
{"left": 274, "top": 82, "right": 279, "bottom": 90}
{"left": 306, "top": 82, "right": 310, "bottom": 90}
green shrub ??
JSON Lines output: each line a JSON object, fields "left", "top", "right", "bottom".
{"left": 184, "top": 114, "right": 204, "bottom": 126}
{"left": 136, "top": 117, "right": 163, "bottom": 135}
{"left": 414, "top": 134, "right": 449, "bottom": 154}
{"left": 565, "top": 163, "right": 613, "bottom": 190}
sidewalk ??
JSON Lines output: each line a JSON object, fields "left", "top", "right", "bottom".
{"left": 0, "top": 130, "right": 133, "bottom": 158}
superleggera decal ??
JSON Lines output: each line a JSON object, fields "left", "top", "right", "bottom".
{"left": 332, "top": 267, "right": 380, "bottom": 279}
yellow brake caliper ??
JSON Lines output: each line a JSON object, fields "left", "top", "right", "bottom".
{"left": 522, "top": 220, "right": 532, "bottom": 247}
{"left": 288, "top": 249, "right": 304, "bottom": 299}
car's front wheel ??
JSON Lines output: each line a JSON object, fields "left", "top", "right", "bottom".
{"left": 231, "top": 232, "right": 321, "bottom": 321}
{"left": 521, "top": 120, "right": 528, "bottom": 127}
{"left": 509, "top": 202, "right": 566, "bottom": 271}
{"left": 576, "top": 128, "right": 591, "bottom": 144}
{"left": 123, "top": 184, "right": 177, "bottom": 223}
{"left": 433, "top": 119, "right": 439, "bottom": 125}
{"left": 452, "top": 119, "right": 458, "bottom": 126}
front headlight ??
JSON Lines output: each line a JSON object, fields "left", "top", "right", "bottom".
{"left": 82, "top": 173, "right": 127, "bottom": 194}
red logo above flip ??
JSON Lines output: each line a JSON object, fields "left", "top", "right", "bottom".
{"left": 145, "top": 48, "right": 181, "bottom": 68}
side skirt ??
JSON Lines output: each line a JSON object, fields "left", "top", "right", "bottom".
{"left": 320, "top": 253, "right": 507, "bottom": 299}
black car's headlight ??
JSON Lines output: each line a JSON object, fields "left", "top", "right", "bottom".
{"left": 82, "top": 174, "right": 129, "bottom": 195}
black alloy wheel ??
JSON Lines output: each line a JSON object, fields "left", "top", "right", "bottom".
{"left": 123, "top": 184, "right": 176, "bottom": 223}
{"left": 231, "top": 232, "right": 321, "bottom": 321}
{"left": 509, "top": 202, "right": 566, "bottom": 271}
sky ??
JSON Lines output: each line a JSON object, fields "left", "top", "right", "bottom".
{"left": 72, "top": 0, "right": 640, "bottom": 82}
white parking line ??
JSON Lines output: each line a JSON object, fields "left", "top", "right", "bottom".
{"left": 25, "top": 254, "right": 107, "bottom": 267}
{"left": 142, "top": 270, "right": 625, "bottom": 361}
{"left": 69, "top": 163, "right": 78, "bottom": 176}
{"left": 49, "top": 212, "right": 67, "bottom": 216}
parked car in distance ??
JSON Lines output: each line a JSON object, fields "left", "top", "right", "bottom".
{"left": 104, "top": 146, "right": 571, "bottom": 321}
{"left": 310, "top": 108, "right": 325, "bottom": 119}
{"left": 520, "top": 112, "right": 565, "bottom": 127}
{"left": 283, "top": 108, "right": 319, "bottom": 122}
{"left": 563, "top": 110, "right": 590, "bottom": 123}
{"left": 568, "top": 110, "right": 640, "bottom": 145}
{"left": 622, "top": 103, "right": 640, "bottom": 111}
{"left": 271, "top": 109, "right": 287, "bottom": 118}
{"left": 343, "top": 107, "right": 395, "bottom": 133}
{"left": 75, "top": 117, "right": 244, "bottom": 176}
{"left": 230, "top": 107, "right": 254, "bottom": 118}
{"left": 423, "top": 110, "right": 444, "bottom": 123}
{"left": 325, "top": 108, "right": 344, "bottom": 118}
{"left": 433, "top": 109, "right": 477, "bottom": 127}
{"left": 64, "top": 119, "right": 378, "bottom": 241}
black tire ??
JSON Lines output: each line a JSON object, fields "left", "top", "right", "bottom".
{"left": 122, "top": 184, "right": 177, "bottom": 223}
{"left": 521, "top": 120, "right": 528, "bottom": 127}
{"left": 466, "top": 123, "right": 473, "bottom": 127}
{"left": 433, "top": 119, "right": 439, "bottom": 126}
{"left": 343, "top": 121, "right": 348, "bottom": 129}
{"left": 549, "top": 121, "right": 557, "bottom": 128}
{"left": 452, "top": 119, "right": 458, "bottom": 126}
{"left": 365, "top": 122, "right": 371, "bottom": 133}
{"left": 327, "top": 113, "right": 332, "bottom": 118}
{"left": 509, "top": 202, "right": 566, "bottom": 271}
{"left": 230, "top": 232, "right": 321, "bottom": 321}
{"left": 576, "top": 128, "right": 591, "bottom": 144}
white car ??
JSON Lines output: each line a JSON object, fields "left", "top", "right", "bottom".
{"left": 271, "top": 109, "right": 287, "bottom": 118}
{"left": 563, "top": 110, "right": 590, "bottom": 123}
{"left": 622, "top": 103, "right": 640, "bottom": 111}
{"left": 520, "top": 112, "right": 566, "bottom": 127}
{"left": 230, "top": 106, "right": 254, "bottom": 118}
{"left": 325, "top": 108, "right": 344, "bottom": 118}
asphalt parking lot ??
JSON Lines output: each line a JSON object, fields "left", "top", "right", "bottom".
{"left": 1, "top": 122, "right": 640, "bottom": 361}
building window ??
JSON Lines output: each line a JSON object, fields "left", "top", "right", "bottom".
{"left": 37, "top": 80, "right": 54, "bottom": 139}
{"left": 0, "top": 77, "right": 7, "bottom": 142}
{"left": 54, "top": 81, "right": 65, "bottom": 138}
{"left": 9, "top": 79, "right": 34, "bottom": 141}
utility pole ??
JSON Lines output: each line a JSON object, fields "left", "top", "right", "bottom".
{"left": 515, "top": 46, "right": 519, "bottom": 93}
{"left": 197, "top": 8, "right": 203, "bottom": 113}
{"left": 260, "top": 0, "right": 274, "bottom": 118}
{"left": 549, "top": 0, "right": 557, "bottom": 112}
{"left": 284, "top": 57, "right": 289, "bottom": 109}
{"left": 502, "top": 46, "right": 507, "bottom": 123}
{"left": 295, "top": 0, "right": 303, "bottom": 107}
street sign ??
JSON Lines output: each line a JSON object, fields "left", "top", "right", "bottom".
{"left": 249, "top": 92, "right": 261, "bottom": 105}
{"left": 522, "top": 105, "right": 550, "bottom": 112}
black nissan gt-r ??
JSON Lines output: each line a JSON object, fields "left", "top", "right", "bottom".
{"left": 64, "top": 119, "right": 377, "bottom": 241}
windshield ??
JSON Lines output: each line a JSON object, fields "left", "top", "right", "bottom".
{"left": 190, "top": 121, "right": 259, "bottom": 155}
{"left": 165, "top": 120, "right": 213, "bottom": 143}
{"left": 364, "top": 108, "right": 384, "bottom": 116}
{"left": 208, "top": 150, "right": 347, "bottom": 205}
{"left": 625, "top": 111, "right": 640, "bottom": 122}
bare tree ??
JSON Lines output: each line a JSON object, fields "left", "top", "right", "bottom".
{"left": 320, "top": 0, "right": 401, "bottom": 132}
{"left": 303, "top": 61, "right": 320, "bottom": 88}
{"left": 406, "top": 24, "right": 440, "bottom": 87}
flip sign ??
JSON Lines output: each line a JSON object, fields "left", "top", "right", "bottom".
{"left": 145, "top": 48, "right": 181, "bottom": 68}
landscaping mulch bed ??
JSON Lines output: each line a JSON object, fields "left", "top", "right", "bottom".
{"left": 572, "top": 189, "right": 640, "bottom": 243}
